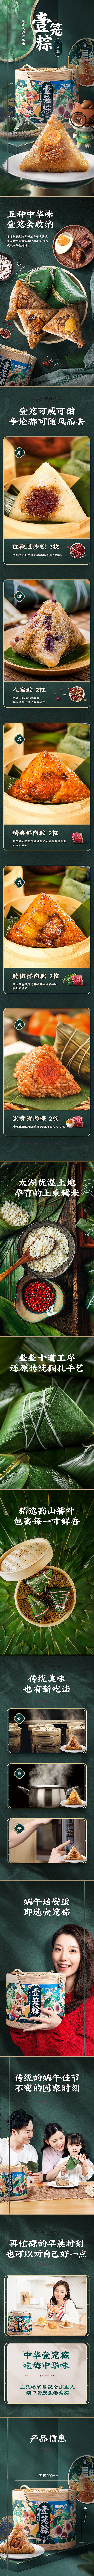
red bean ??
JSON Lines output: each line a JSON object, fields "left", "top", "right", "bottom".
{"left": 23, "top": 1278, "right": 55, "bottom": 1314}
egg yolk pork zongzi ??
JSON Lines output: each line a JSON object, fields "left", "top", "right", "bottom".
{"left": 7, "top": 889, "right": 86, "bottom": 951}
{"left": 21, "top": 112, "right": 88, "bottom": 175}
{"left": 15, "top": 1046, "right": 80, "bottom": 1099}
{"left": 7, "top": 274, "right": 84, "bottom": 351}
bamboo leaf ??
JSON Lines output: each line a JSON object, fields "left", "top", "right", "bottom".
{"left": 0, "top": 1456, "right": 29, "bottom": 1492}
{"left": 1, "top": 1381, "right": 94, "bottom": 1458}
{"left": 77, "top": 1160, "right": 94, "bottom": 1205}
{"left": 77, "top": 1215, "right": 94, "bottom": 1237}
{"left": 0, "top": 1485, "right": 94, "bottom": 1657}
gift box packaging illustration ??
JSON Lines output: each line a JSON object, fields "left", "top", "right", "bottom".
{"left": 12, "top": 2484, "right": 77, "bottom": 2544}
{"left": 6, "top": 1971, "right": 66, "bottom": 2028}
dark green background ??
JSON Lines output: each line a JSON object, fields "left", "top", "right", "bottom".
{"left": 0, "top": 2019, "right": 94, "bottom": 2158}
{"left": 0, "top": 1862, "right": 94, "bottom": 2054}
{"left": 0, "top": 2215, "right": 92, "bottom": 2409}
{"left": 0, "top": 2409, "right": 94, "bottom": 2558}
{"left": 0, "top": 1662, "right": 94, "bottom": 1876}
{"left": 0, "top": 365, "right": 94, "bottom": 1158}
{"left": 0, "top": 0, "right": 94, "bottom": 64}
{"left": 0, "top": 193, "right": 94, "bottom": 370}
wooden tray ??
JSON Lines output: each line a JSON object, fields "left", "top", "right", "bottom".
{"left": 4, "top": 932, "right": 90, "bottom": 973}
{"left": 4, "top": 791, "right": 90, "bottom": 830}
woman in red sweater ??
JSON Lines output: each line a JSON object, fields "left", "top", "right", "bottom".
{"left": 11, "top": 1924, "right": 94, "bottom": 2061}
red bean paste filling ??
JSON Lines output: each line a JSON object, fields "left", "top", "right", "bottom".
{"left": 44, "top": 615, "right": 54, "bottom": 651}
{"left": 25, "top": 488, "right": 59, "bottom": 519}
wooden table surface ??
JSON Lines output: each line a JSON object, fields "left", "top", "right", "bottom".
{"left": 1, "top": 2188, "right": 93, "bottom": 2216}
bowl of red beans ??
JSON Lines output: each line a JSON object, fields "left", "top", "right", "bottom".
{"left": 15, "top": 1275, "right": 65, "bottom": 1323}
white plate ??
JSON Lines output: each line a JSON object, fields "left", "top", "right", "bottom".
{"left": 4, "top": 151, "right": 94, "bottom": 184}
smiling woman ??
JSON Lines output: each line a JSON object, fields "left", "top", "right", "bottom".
{"left": 42, "top": 2125, "right": 91, "bottom": 2184}
{"left": 6, "top": 1927, "right": 94, "bottom": 2061}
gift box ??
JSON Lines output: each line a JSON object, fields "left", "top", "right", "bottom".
{"left": 12, "top": 2165, "right": 27, "bottom": 2196}
{"left": 6, "top": 1972, "right": 65, "bottom": 2028}
{"left": 12, "top": 2486, "right": 76, "bottom": 2547}
{"left": 9, "top": 2310, "right": 32, "bottom": 2335}
{"left": 0, "top": 2167, "right": 9, "bottom": 2200}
